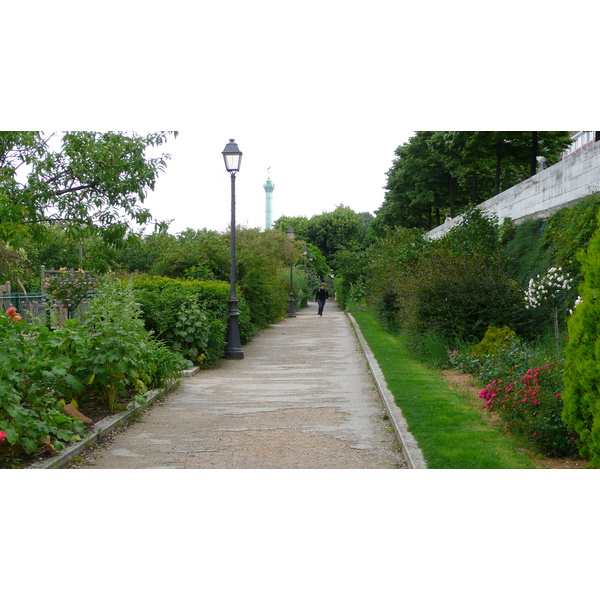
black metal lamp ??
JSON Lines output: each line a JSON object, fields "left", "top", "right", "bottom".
{"left": 222, "top": 139, "right": 244, "bottom": 359}
{"left": 222, "top": 138, "right": 242, "bottom": 172}
{"left": 309, "top": 253, "right": 314, "bottom": 297}
{"left": 287, "top": 226, "right": 296, "bottom": 317}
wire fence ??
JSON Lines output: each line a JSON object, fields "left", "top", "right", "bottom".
{"left": 1, "top": 269, "right": 95, "bottom": 327}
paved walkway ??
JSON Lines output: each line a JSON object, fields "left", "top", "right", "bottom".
{"left": 80, "top": 301, "right": 406, "bottom": 469}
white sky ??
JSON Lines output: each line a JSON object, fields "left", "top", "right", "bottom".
{"left": 142, "top": 126, "right": 415, "bottom": 234}
{"left": 9, "top": 1, "right": 596, "bottom": 237}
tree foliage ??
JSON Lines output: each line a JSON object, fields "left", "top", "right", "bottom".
{"left": 0, "top": 131, "right": 176, "bottom": 246}
{"left": 376, "top": 131, "right": 572, "bottom": 231}
{"left": 563, "top": 210, "right": 600, "bottom": 465}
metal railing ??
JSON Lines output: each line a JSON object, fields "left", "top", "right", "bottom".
{"left": 1, "top": 292, "right": 94, "bottom": 326}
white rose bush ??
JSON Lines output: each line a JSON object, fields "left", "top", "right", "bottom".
{"left": 524, "top": 266, "right": 573, "bottom": 357}
{"left": 524, "top": 267, "right": 573, "bottom": 309}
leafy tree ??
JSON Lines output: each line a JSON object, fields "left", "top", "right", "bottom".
{"left": 366, "top": 226, "right": 430, "bottom": 328}
{"left": 0, "top": 131, "right": 176, "bottom": 246}
{"left": 382, "top": 132, "right": 440, "bottom": 230}
{"left": 273, "top": 216, "right": 309, "bottom": 240}
{"left": 306, "top": 205, "right": 361, "bottom": 261}
{"left": 377, "top": 131, "right": 572, "bottom": 232}
{"left": 356, "top": 211, "right": 374, "bottom": 244}
{"left": 303, "top": 243, "right": 329, "bottom": 279}
{"left": 0, "top": 244, "right": 31, "bottom": 286}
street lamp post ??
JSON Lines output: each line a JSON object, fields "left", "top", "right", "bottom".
{"left": 222, "top": 139, "right": 244, "bottom": 359}
{"left": 287, "top": 226, "right": 296, "bottom": 317}
{"left": 303, "top": 245, "right": 308, "bottom": 283}
{"left": 309, "top": 253, "right": 314, "bottom": 301}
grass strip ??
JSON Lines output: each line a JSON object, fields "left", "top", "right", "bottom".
{"left": 351, "top": 308, "right": 536, "bottom": 468}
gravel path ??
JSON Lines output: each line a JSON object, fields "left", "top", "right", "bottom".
{"left": 80, "top": 301, "right": 406, "bottom": 469}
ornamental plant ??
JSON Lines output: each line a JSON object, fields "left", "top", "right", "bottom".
{"left": 0, "top": 275, "right": 187, "bottom": 462}
{"left": 563, "top": 212, "right": 600, "bottom": 466}
{"left": 0, "top": 312, "right": 86, "bottom": 458}
{"left": 131, "top": 276, "right": 251, "bottom": 365}
{"left": 42, "top": 267, "right": 97, "bottom": 312}
{"left": 524, "top": 266, "right": 573, "bottom": 357}
{"left": 5, "top": 306, "right": 22, "bottom": 322}
{"left": 479, "top": 363, "right": 578, "bottom": 457}
{"left": 524, "top": 267, "right": 573, "bottom": 309}
{"left": 76, "top": 276, "right": 159, "bottom": 411}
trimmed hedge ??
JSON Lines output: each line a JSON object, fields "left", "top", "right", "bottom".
{"left": 130, "top": 275, "right": 253, "bottom": 367}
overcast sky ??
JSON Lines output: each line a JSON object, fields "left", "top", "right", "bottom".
{"left": 142, "top": 126, "right": 415, "bottom": 234}
{"left": 10, "top": 1, "right": 595, "bottom": 237}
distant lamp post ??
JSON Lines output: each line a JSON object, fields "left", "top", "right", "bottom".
{"left": 287, "top": 226, "right": 296, "bottom": 317}
{"left": 309, "top": 253, "right": 314, "bottom": 299}
{"left": 303, "top": 245, "right": 308, "bottom": 280}
{"left": 222, "top": 138, "right": 244, "bottom": 359}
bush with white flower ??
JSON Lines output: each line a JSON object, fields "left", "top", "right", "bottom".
{"left": 525, "top": 267, "right": 573, "bottom": 309}
{"left": 569, "top": 295, "right": 583, "bottom": 315}
{"left": 524, "top": 267, "right": 573, "bottom": 357}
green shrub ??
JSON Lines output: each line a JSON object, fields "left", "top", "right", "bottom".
{"left": 78, "top": 277, "right": 162, "bottom": 410}
{"left": 0, "top": 311, "right": 86, "bottom": 457}
{"left": 239, "top": 261, "right": 288, "bottom": 328}
{"left": 404, "top": 246, "right": 525, "bottom": 344}
{"left": 449, "top": 326, "right": 578, "bottom": 459}
{"left": 145, "top": 338, "right": 188, "bottom": 389}
{"left": 1, "top": 277, "right": 188, "bottom": 461}
{"left": 479, "top": 363, "right": 577, "bottom": 457}
{"left": 366, "top": 226, "right": 430, "bottom": 330}
{"left": 449, "top": 337, "right": 534, "bottom": 382}
{"left": 236, "top": 227, "right": 301, "bottom": 328}
{"left": 503, "top": 219, "right": 550, "bottom": 289}
{"left": 130, "top": 275, "right": 252, "bottom": 365}
{"left": 472, "top": 326, "right": 518, "bottom": 356}
{"left": 419, "top": 330, "right": 449, "bottom": 367}
{"left": 542, "top": 194, "right": 600, "bottom": 283}
{"left": 563, "top": 210, "right": 600, "bottom": 465}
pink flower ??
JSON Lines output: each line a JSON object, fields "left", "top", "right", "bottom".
{"left": 0, "top": 431, "right": 6, "bottom": 442}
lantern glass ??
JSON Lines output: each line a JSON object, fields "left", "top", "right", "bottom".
{"left": 222, "top": 139, "right": 242, "bottom": 172}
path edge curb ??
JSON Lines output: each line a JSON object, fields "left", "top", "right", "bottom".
{"left": 28, "top": 366, "right": 200, "bottom": 469}
{"left": 347, "top": 312, "right": 427, "bottom": 469}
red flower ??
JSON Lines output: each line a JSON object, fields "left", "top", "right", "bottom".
{"left": 0, "top": 431, "right": 6, "bottom": 442}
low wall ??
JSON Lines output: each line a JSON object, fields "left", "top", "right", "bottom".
{"left": 426, "top": 141, "right": 600, "bottom": 239}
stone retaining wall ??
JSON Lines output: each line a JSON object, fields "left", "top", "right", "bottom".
{"left": 426, "top": 140, "right": 600, "bottom": 239}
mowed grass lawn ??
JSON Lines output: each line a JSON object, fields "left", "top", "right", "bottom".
{"left": 351, "top": 308, "right": 536, "bottom": 469}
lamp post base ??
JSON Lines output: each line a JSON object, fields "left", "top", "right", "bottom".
{"left": 224, "top": 347, "right": 244, "bottom": 359}
{"left": 288, "top": 294, "right": 296, "bottom": 318}
{"left": 225, "top": 299, "right": 244, "bottom": 359}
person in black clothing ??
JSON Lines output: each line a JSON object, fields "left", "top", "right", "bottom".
{"left": 315, "top": 284, "right": 329, "bottom": 316}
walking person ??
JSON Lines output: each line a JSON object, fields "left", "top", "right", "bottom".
{"left": 315, "top": 283, "right": 329, "bottom": 316}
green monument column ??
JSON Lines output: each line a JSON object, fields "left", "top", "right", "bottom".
{"left": 263, "top": 169, "right": 274, "bottom": 229}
